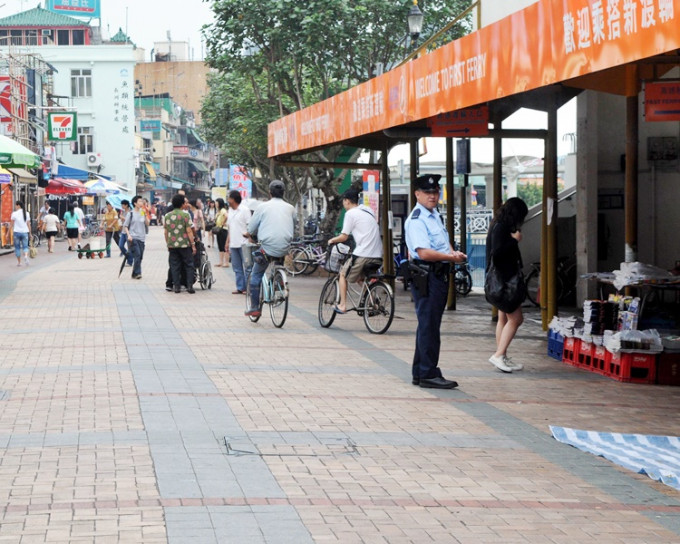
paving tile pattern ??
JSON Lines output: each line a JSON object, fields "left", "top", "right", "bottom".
{"left": 0, "top": 230, "right": 678, "bottom": 543}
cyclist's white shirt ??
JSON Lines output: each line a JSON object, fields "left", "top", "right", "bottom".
{"left": 227, "top": 203, "right": 250, "bottom": 248}
{"left": 341, "top": 205, "right": 382, "bottom": 258}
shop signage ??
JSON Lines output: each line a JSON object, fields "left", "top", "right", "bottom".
{"left": 645, "top": 81, "right": 680, "bottom": 122}
{"left": 47, "top": 112, "right": 77, "bottom": 141}
{"left": 362, "top": 170, "right": 380, "bottom": 222}
{"left": 173, "top": 146, "right": 189, "bottom": 155}
{"left": 229, "top": 165, "right": 252, "bottom": 199}
{"left": 47, "top": 0, "right": 101, "bottom": 17}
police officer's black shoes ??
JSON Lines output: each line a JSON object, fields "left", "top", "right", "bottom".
{"left": 412, "top": 377, "right": 420, "bottom": 385}
{"left": 418, "top": 377, "right": 458, "bottom": 389}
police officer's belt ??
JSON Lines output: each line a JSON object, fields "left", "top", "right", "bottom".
{"left": 412, "top": 259, "right": 450, "bottom": 276}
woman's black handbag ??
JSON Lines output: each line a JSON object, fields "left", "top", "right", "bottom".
{"left": 484, "top": 261, "right": 526, "bottom": 313}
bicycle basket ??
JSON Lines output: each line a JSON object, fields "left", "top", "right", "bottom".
{"left": 324, "top": 243, "right": 351, "bottom": 273}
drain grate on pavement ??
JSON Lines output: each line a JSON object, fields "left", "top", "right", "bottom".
{"left": 224, "top": 436, "right": 359, "bottom": 457}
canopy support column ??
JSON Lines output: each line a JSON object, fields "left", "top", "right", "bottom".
{"left": 381, "top": 143, "right": 394, "bottom": 283}
{"left": 491, "top": 123, "right": 503, "bottom": 321}
{"left": 409, "top": 140, "right": 418, "bottom": 208}
{"left": 625, "top": 64, "right": 639, "bottom": 263}
{"left": 542, "top": 104, "right": 559, "bottom": 329}
{"left": 446, "top": 137, "right": 456, "bottom": 310}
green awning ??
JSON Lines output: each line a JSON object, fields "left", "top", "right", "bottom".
{"left": 188, "top": 160, "right": 209, "bottom": 173}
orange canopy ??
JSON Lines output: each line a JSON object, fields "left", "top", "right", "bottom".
{"left": 268, "top": 0, "right": 680, "bottom": 157}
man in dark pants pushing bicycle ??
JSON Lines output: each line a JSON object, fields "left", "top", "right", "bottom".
{"left": 404, "top": 175, "right": 467, "bottom": 389}
{"left": 328, "top": 188, "right": 383, "bottom": 314}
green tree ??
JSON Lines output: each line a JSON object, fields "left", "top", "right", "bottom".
{"left": 201, "top": 0, "right": 472, "bottom": 231}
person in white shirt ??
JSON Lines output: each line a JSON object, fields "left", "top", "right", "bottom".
{"left": 42, "top": 208, "right": 61, "bottom": 253}
{"left": 226, "top": 190, "right": 251, "bottom": 294}
{"left": 73, "top": 201, "right": 84, "bottom": 245}
{"left": 10, "top": 201, "right": 31, "bottom": 266}
{"left": 328, "top": 188, "right": 383, "bottom": 314}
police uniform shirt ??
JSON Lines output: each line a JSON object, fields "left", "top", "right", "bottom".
{"left": 404, "top": 202, "right": 450, "bottom": 257}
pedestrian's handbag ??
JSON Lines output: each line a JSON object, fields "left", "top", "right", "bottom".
{"left": 211, "top": 225, "right": 222, "bottom": 235}
{"left": 484, "top": 260, "right": 526, "bottom": 313}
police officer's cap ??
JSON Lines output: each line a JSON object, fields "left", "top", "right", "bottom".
{"left": 414, "top": 174, "right": 441, "bottom": 192}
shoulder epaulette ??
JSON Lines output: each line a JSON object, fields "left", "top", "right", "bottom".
{"left": 411, "top": 208, "right": 421, "bottom": 219}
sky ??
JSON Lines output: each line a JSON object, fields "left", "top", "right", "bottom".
{"left": 1, "top": 0, "right": 215, "bottom": 60}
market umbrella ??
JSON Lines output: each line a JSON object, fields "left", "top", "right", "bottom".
{"left": 84, "top": 178, "right": 122, "bottom": 195}
{"left": 0, "top": 134, "right": 41, "bottom": 169}
{"left": 45, "top": 177, "right": 87, "bottom": 195}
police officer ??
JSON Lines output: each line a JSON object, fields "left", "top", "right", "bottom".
{"left": 404, "top": 174, "right": 467, "bottom": 389}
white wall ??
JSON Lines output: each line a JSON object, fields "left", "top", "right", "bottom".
{"left": 37, "top": 45, "right": 137, "bottom": 191}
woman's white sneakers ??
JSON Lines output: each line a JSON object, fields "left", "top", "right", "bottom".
{"left": 489, "top": 355, "right": 523, "bottom": 373}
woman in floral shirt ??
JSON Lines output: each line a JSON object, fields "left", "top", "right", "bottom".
{"left": 164, "top": 194, "right": 197, "bottom": 294}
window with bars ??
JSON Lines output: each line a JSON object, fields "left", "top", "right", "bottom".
{"left": 70, "top": 69, "right": 92, "bottom": 98}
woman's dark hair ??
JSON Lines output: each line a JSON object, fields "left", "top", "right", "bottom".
{"left": 492, "top": 197, "right": 528, "bottom": 232}
{"left": 121, "top": 199, "right": 130, "bottom": 208}
{"left": 48, "top": 208, "right": 55, "bottom": 215}
{"left": 67, "top": 204, "right": 75, "bottom": 217}
{"left": 228, "top": 190, "right": 242, "bottom": 204}
{"left": 131, "top": 195, "right": 141, "bottom": 206}
{"left": 15, "top": 201, "right": 27, "bottom": 222}
{"left": 215, "top": 198, "right": 226, "bottom": 210}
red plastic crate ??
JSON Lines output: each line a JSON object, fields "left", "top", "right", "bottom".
{"left": 577, "top": 341, "right": 594, "bottom": 370}
{"left": 607, "top": 351, "right": 657, "bottom": 384}
{"left": 590, "top": 345, "right": 611, "bottom": 375}
{"left": 562, "top": 337, "right": 580, "bottom": 367}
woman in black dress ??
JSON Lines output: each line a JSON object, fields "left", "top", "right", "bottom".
{"left": 485, "top": 197, "right": 528, "bottom": 373}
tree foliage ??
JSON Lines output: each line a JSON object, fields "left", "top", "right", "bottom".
{"left": 201, "top": 0, "right": 472, "bottom": 231}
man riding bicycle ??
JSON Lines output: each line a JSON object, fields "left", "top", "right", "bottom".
{"left": 328, "top": 188, "right": 383, "bottom": 314}
{"left": 244, "top": 179, "right": 296, "bottom": 318}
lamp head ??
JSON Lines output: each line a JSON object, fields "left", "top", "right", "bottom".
{"left": 407, "top": 0, "right": 424, "bottom": 40}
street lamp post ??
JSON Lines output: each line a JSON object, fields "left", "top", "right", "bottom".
{"left": 407, "top": 0, "right": 424, "bottom": 50}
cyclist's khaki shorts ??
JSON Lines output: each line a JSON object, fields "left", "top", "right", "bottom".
{"left": 341, "top": 256, "right": 383, "bottom": 283}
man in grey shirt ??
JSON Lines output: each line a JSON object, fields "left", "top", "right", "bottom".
{"left": 244, "top": 180, "right": 296, "bottom": 317}
{"left": 123, "top": 195, "right": 150, "bottom": 279}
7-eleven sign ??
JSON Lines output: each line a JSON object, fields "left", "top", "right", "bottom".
{"left": 48, "top": 112, "right": 78, "bottom": 141}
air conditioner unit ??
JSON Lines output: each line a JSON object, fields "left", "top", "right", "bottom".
{"left": 41, "top": 29, "right": 52, "bottom": 37}
{"left": 86, "top": 153, "right": 101, "bottom": 167}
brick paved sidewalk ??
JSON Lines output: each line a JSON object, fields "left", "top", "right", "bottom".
{"left": 0, "top": 228, "right": 678, "bottom": 543}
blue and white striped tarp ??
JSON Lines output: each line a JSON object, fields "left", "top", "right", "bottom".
{"left": 550, "top": 426, "right": 680, "bottom": 491}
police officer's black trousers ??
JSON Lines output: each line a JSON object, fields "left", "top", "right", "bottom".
{"left": 411, "top": 271, "right": 449, "bottom": 380}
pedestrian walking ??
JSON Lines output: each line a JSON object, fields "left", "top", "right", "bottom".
{"left": 404, "top": 174, "right": 467, "bottom": 389}
{"left": 214, "top": 198, "right": 229, "bottom": 268}
{"left": 191, "top": 199, "right": 205, "bottom": 242}
{"left": 164, "top": 193, "right": 196, "bottom": 294}
{"left": 204, "top": 199, "right": 216, "bottom": 247}
{"left": 10, "top": 201, "right": 31, "bottom": 266}
{"left": 485, "top": 197, "right": 529, "bottom": 373}
{"left": 102, "top": 202, "right": 120, "bottom": 258}
{"left": 226, "top": 190, "right": 251, "bottom": 294}
{"left": 123, "top": 195, "right": 150, "bottom": 279}
{"left": 42, "top": 208, "right": 60, "bottom": 253}
{"left": 118, "top": 200, "right": 133, "bottom": 265}
{"left": 62, "top": 204, "right": 81, "bottom": 251}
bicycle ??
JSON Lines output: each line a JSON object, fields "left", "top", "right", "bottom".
{"left": 525, "top": 256, "right": 576, "bottom": 306}
{"left": 454, "top": 261, "right": 473, "bottom": 296}
{"left": 318, "top": 245, "right": 395, "bottom": 334}
{"left": 244, "top": 245, "right": 290, "bottom": 328}
{"left": 284, "top": 235, "right": 327, "bottom": 276}
{"left": 81, "top": 222, "right": 104, "bottom": 239}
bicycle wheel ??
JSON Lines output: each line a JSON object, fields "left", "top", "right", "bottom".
{"left": 302, "top": 247, "right": 320, "bottom": 275}
{"left": 363, "top": 281, "right": 394, "bottom": 334}
{"left": 455, "top": 267, "right": 472, "bottom": 296}
{"left": 200, "top": 261, "right": 213, "bottom": 290}
{"left": 81, "top": 227, "right": 91, "bottom": 240}
{"left": 525, "top": 269, "right": 540, "bottom": 306}
{"left": 269, "top": 269, "right": 289, "bottom": 328}
{"left": 30, "top": 233, "right": 40, "bottom": 247}
{"left": 245, "top": 273, "right": 262, "bottom": 322}
{"left": 318, "top": 277, "right": 338, "bottom": 328}
{"left": 284, "top": 247, "right": 309, "bottom": 276}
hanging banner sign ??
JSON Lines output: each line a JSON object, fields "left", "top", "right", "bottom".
{"left": 427, "top": 106, "right": 489, "bottom": 138}
{"left": 645, "top": 81, "right": 680, "bottom": 122}
{"left": 229, "top": 165, "right": 252, "bottom": 199}
{"left": 47, "top": 112, "right": 77, "bottom": 141}
{"left": 269, "top": 0, "right": 680, "bottom": 157}
{"left": 362, "top": 170, "right": 380, "bottom": 222}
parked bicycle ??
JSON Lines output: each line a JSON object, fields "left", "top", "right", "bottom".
{"left": 318, "top": 244, "right": 395, "bottom": 334}
{"left": 244, "top": 244, "right": 290, "bottom": 328}
{"left": 454, "top": 261, "right": 473, "bottom": 296}
{"left": 525, "top": 256, "right": 576, "bottom": 306}
{"left": 285, "top": 235, "right": 328, "bottom": 275}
